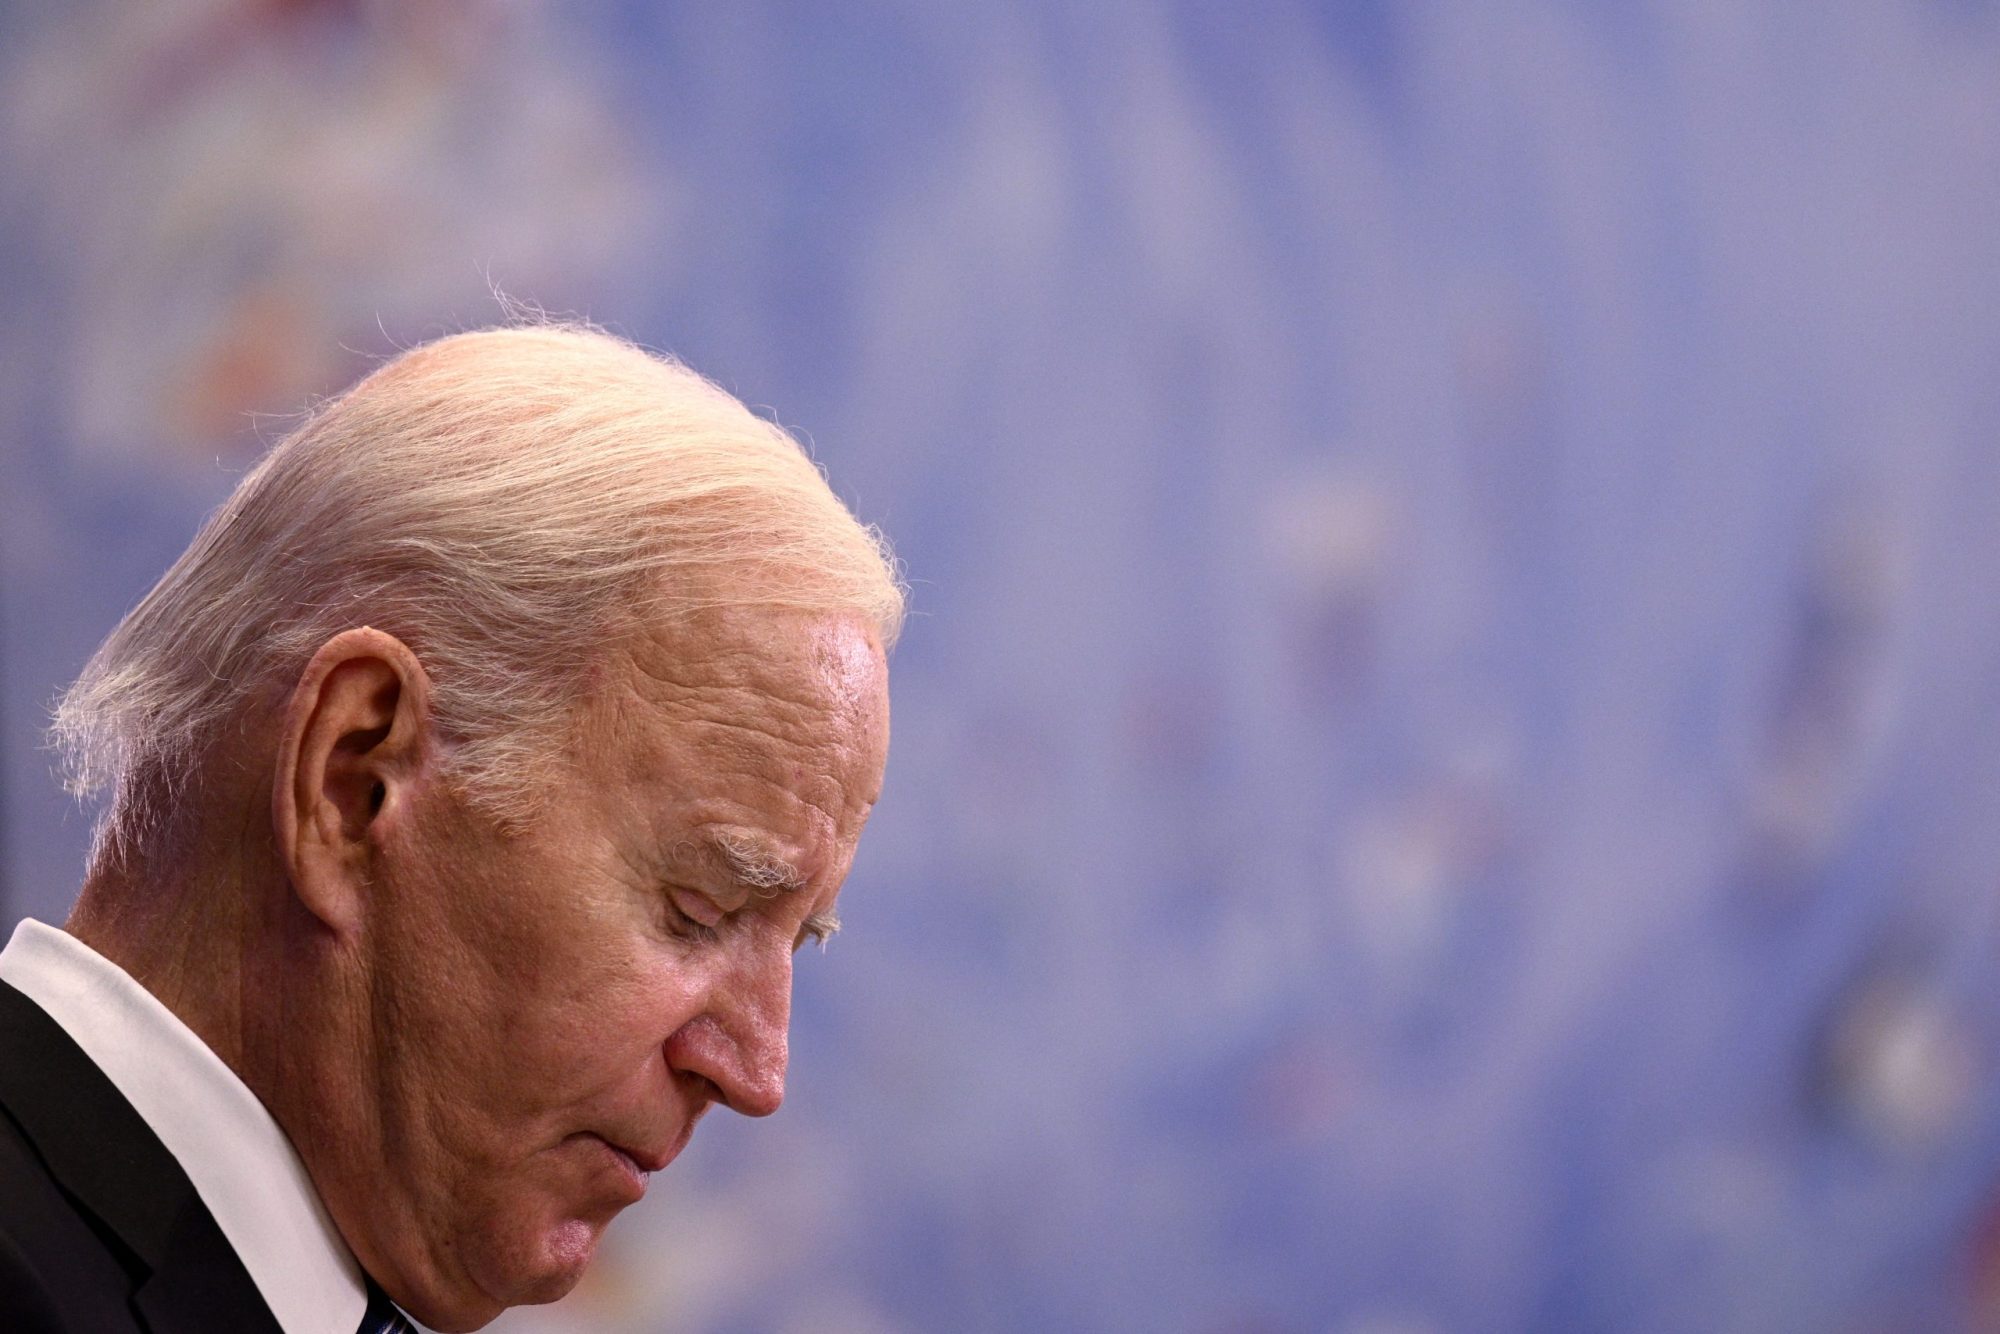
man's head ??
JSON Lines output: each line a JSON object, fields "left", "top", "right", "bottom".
{"left": 51, "top": 326, "right": 902, "bottom": 1328}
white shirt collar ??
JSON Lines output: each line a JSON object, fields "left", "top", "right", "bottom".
{"left": 0, "top": 918, "right": 370, "bottom": 1334}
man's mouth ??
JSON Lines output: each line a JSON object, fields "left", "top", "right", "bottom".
{"left": 578, "top": 1109, "right": 705, "bottom": 1192}
{"left": 603, "top": 1137, "right": 671, "bottom": 1175}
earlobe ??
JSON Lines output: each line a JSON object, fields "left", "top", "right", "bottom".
{"left": 271, "top": 627, "right": 434, "bottom": 935}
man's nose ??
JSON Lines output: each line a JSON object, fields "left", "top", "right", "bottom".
{"left": 666, "top": 945, "right": 791, "bottom": 1118}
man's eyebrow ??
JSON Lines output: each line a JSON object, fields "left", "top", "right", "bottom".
{"left": 704, "top": 830, "right": 808, "bottom": 897}
{"left": 689, "top": 830, "right": 839, "bottom": 944}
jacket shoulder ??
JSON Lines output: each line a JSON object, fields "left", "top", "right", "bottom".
{"left": 0, "top": 1101, "right": 147, "bottom": 1332}
{"left": 0, "top": 979, "right": 281, "bottom": 1333}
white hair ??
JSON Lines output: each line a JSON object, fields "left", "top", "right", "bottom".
{"left": 53, "top": 324, "right": 904, "bottom": 870}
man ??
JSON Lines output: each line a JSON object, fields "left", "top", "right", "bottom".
{"left": 0, "top": 325, "right": 903, "bottom": 1332}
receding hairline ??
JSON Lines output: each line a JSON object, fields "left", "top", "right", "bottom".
{"left": 52, "top": 319, "right": 904, "bottom": 875}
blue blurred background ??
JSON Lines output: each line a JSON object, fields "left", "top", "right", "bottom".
{"left": 6, "top": 2, "right": 2000, "bottom": 1330}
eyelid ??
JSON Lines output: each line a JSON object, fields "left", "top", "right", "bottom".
{"left": 663, "top": 900, "right": 721, "bottom": 945}
{"left": 666, "top": 886, "right": 725, "bottom": 928}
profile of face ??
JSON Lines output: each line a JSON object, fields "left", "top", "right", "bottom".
{"left": 294, "top": 607, "right": 890, "bottom": 1329}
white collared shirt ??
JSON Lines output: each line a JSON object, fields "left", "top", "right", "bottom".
{"left": 0, "top": 917, "right": 370, "bottom": 1334}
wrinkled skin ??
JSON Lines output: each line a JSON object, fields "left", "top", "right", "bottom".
{"left": 303, "top": 608, "right": 889, "bottom": 1328}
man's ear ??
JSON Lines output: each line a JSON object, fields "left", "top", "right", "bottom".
{"left": 272, "top": 627, "right": 435, "bottom": 936}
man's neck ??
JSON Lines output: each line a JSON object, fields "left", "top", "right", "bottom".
{"left": 68, "top": 857, "right": 256, "bottom": 1073}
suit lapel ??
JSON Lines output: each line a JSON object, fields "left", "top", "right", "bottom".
{"left": 133, "top": 1190, "right": 289, "bottom": 1334}
{"left": 0, "top": 980, "right": 283, "bottom": 1333}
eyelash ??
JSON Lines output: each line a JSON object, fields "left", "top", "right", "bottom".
{"left": 663, "top": 900, "right": 721, "bottom": 945}
{"left": 660, "top": 892, "right": 831, "bottom": 953}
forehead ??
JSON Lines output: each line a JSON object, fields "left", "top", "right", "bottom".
{"left": 577, "top": 605, "right": 890, "bottom": 835}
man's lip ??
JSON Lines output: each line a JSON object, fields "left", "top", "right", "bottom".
{"left": 589, "top": 1107, "right": 704, "bottom": 1177}
{"left": 605, "top": 1138, "right": 671, "bottom": 1174}
{"left": 598, "top": 1127, "right": 691, "bottom": 1175}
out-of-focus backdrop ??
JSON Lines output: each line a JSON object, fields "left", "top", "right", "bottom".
{"left": 6, "top": 2, "right": 2000, "bottom": 1331}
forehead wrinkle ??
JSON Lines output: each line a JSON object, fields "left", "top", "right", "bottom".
{"left": 676, "top": 707, "right": 827, "bottom": 756}
{"left": 672, "top": 709, "right": 874, "bottom": 838}
{"left": 607, "top": 614, "right": 883, "bottom": 772}
{"left": 622, "top": 626, "right": 875, "bottom": 743}
{"left": 619, "top": 673, "right": 847, "bottom": 786}
{"left": 605, "top": 685, "right": 847, "bottom": 816}
{"left": 624, "top": 629, "right": 841, "bottom": 717}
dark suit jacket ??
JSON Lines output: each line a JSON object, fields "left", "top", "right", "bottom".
{"left": 0, "top": 978, "right": 283, "bottom": 1332}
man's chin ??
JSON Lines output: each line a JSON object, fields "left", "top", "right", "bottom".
{"left": 472, "top": 1217, "right": 604, "bottom": 1311}
{"left": 401, "top": 1178, "right": 621, "bottom": 1325}
{"left": 524, "top": 1221, "right": 602, "bottom": 1303}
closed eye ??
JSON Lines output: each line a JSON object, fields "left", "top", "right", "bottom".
{"left": 662, "top": 895, "right": 722, "bottom": 945}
